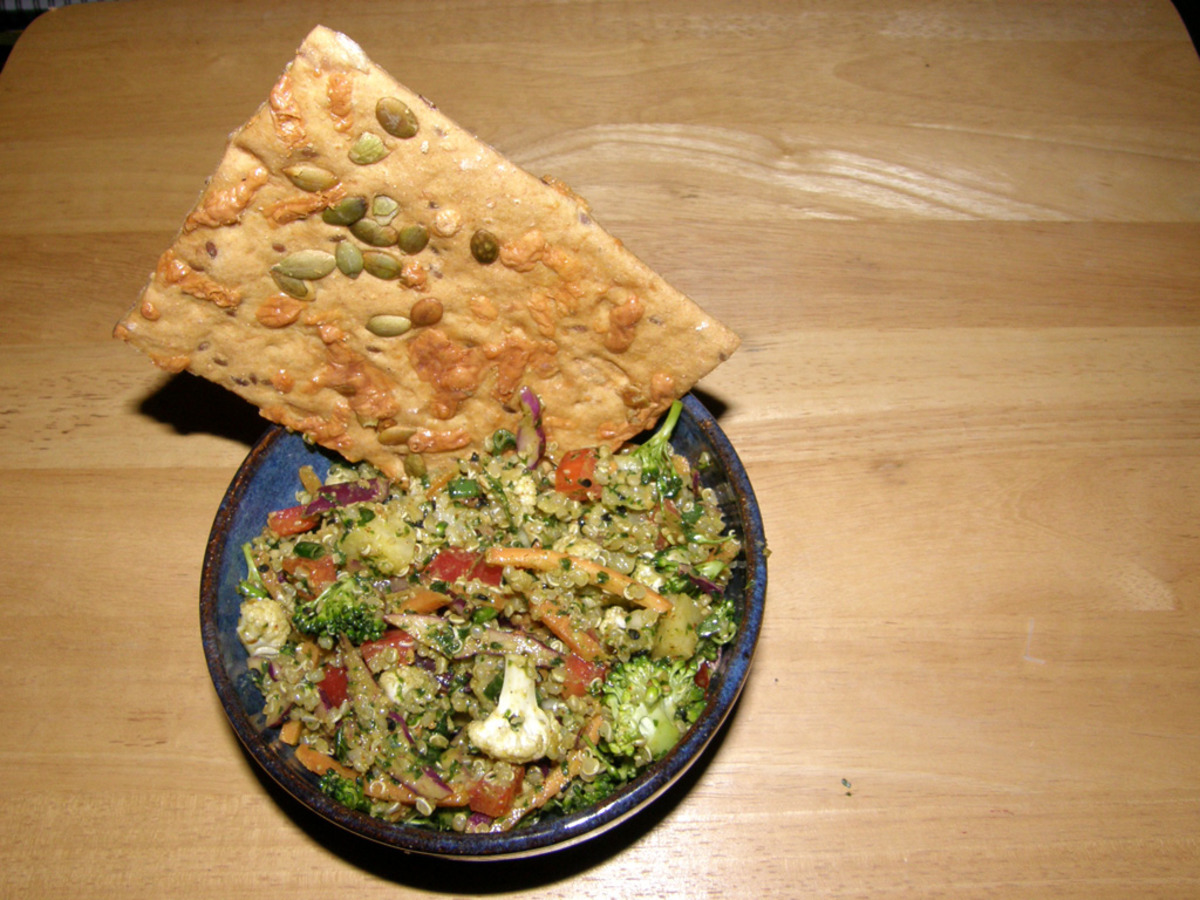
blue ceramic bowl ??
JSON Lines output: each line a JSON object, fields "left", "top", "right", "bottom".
{"left": 200, "top": 393, "right": 767, "bottom": 859}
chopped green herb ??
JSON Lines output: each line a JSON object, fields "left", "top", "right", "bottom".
{"left": 293, "top": 540, "right": 324, "bottom": 559}
{"left": 448, "top": 477, "right": 482, "bottom": 500}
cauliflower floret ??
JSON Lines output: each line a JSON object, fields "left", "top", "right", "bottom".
{"left": 339, "top": 505, "right": 417, "bottom": 576}
{"left": 466, "top": 655, "right": 565, "bottom": 765}
{"left": 602, "top": 605, "right": 627, "bottom": 632}
{"left": 236, "top": 597, "right": 291, "bottom": 657}
{"left": 553, "top": 535, "right": 603, "bottom": 560}
{"left": 509, "top": 472, "right": 539, "bottom": 518}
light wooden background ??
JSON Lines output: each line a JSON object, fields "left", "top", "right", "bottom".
{"left": 1, "top": 0, "right": 1199, "bottom": 896}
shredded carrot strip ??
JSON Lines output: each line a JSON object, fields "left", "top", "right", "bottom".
{"left": 394, "top": 586, "right": 453, "bottom": 614}
{"left": 426, "top": 467, "right": 458, "bottom": 498}
{"left": 279, "top": 719, "right": 302, "bottom": 746}
{"left": 529, "top": 599, "right": 604, "bottom": 661}
{"left": 578, "top": 713, "right": 604, "bottom": 748}
{"left": 294, "top": 744, "right": 358, "bottom": 781}
{"left": 485, "top": 547, "right": 672, "bottom": 613}
{"left": 364, "top": 776, "right": 418, "bottom": 804}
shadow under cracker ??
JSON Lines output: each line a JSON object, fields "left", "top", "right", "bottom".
{"left": 138, "top": 371, "right": 268, "bottom": 449}
{"left": 689, "top": 387, "right": 728, "bottom": 423}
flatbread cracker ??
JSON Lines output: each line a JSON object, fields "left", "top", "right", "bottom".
{"left": 114, "top": 25, "right": 739, "bottom": 478}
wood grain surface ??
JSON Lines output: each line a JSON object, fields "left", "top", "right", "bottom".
{"left": 2, "top": 0, "right": 1199, "bottom": 896}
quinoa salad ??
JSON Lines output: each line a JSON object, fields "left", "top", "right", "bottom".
{"left": 235, "top": 398, "right": 741, "bottom": 833}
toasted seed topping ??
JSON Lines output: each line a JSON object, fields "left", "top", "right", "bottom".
{"left": 273, "top": 249, "right": 337, "bottom": 280}
{"left": 410, "top": 297, "right": 443, "bottom": 327}
{"left": 470, "top": 229, "right": 499, "bottom": 264}
{"left": 372, "top": 194, "right": 400, "bottom": 224}
{"left": 376, "top": 96, "right": 419, "bottom": 139}
{"left": 322, "top": 195, "right": 368, "bottom": 226}
{"left": 335, "top": 241, "right": 364, "bottom": 278}
{"left": 270, "top": 269, "right": 315, "bottom": 300}
{"left": 361, "top": 250, "right": 402, "bottom": 279}
{"left": 348, "top": 131, "right": 390, "bottom": 165}
{"left": 282, "top": 164, "right": 339, "bottom": 192}
{"left": 351, "top": 218, "right": 399, "bottom": 247}
{"left": 397, "top": 223, "right": 430, "bottom": 255}
{"left": 378, "top": 424, "right": 416, "bottom": 445}
{"left": 367, "top": 314, "right": 412, "bottom": 336}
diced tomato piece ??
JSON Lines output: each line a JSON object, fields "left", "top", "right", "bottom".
{"left": 555, "top": 448, "right": 601, "bottom": 501}
{"left": 468, "top": 766, "right": 525, "bottom": 819}
{"left": 282, "top": 555, "right": 337, "bottom": 596}
{"left": 562, "top": 653, "right": 607, "bottom": 698}
{"left": 319, "top": 665, "right": 349, "bottom": 708}
{"left": 268, "top": 504, "right": 321, "bottom": 537}
{"left": 694, "top": 659, "right": 713, "bottom": 690}
{"left": 423, "top": 548, "right": 504, "bottom": 588}
{"left": 359, "top": 630, "right": 416, "bottom": 669}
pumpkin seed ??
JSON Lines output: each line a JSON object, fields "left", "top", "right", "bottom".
{"left": 351, "top": 218, "right": 398, "bottom": 247}
{"left": 282, "top": 164, "right": 338, "bottom": 192}
{"left": 270, "top": 269, "right": 315, "bottom": 300}
{"left": 398, "top": 223, "right": 430, "bottom": 255}
{"left": 348, "top": 131, "right": 389, "bottom": 165}
{"left": 404, "top": 453, "right": 427, "bottom": 478}
{"left": 376, "top": 97, "right": 419, "bottom": 139}
{"left": 378, "top": 424, "right": 416, "bottom": 446}
{"left": 372, "top": 194, "right": 399, "bottom": 224}
{"left": 335, "top": 241, "right": 364, "bottom": 278}
{"left": 470, "top": 228, "right": 500, "bottom": 264}
{"left": 322, "top": 195, "right": 368, "bottom": 226}
{"left": 361, "top": 250, "right": 402, "bottom": 279}
{"left": 274, "top": 249, "right": 336, "bottom": 280}
{"left": 366, "top": 314, "right": 412, "bottom": 336}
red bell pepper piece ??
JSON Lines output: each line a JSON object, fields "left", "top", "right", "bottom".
{"left": 358, "top": 629, "right": 416, "bottom": 669}
{"left": 561, "top": 653, "right": 607, "bottom": 698}
{"left": 468, "top": 766, "right": 525, "bottom": 818}
{"left": 268, "top": 504, "right": 321, "bottom": 537}
{"left": 555, "top": 448, "right": 601, "bottom": 501}
{"left": 423, "top": 548, "right": 503, "bottom": 588}
{"left": 281, "top": 555, "right": 337, "bottom": 596}
{"left": 318, "top": 665, "right": 349, "bottom": 708}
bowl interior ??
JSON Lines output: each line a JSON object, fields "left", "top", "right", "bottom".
{"left": 200, "top": 393, "right": 767, "bottom": 859}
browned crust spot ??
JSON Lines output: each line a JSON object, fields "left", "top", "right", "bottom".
{"left": 155, "top": 249, "right": 241, "bottom": 309}
{"left": 183, "top": 165, "right": 270, "bottom": 232}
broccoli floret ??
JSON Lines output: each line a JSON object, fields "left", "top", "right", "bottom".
{"left": 238, "top": 542, "right": 269, "bottom": 600}
{"left": 547, "top": 756, "right": 637, "bottom": 815}
{"left": 318, "top": 770, "right": 371, "bottom": 813}
{"left": 293, "top": 576, "right": 385, "bottom": 645}
{"left": 631, "top": 400, "right": 684, "bottom": 499}
{"left": 599, "top": 653, "right": 706, "bottom": 762}
{"left": 697, "top": 593, "right": 738, "bottom": 649}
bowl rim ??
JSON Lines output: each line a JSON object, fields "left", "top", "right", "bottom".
{"left": 200, "top": 392, "right": 767, "bottom": 859}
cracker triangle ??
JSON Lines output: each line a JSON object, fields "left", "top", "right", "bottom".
{"left": 115, "top": 25, "right": 739, "bottom": 478}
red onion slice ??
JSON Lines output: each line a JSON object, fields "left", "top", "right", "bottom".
{"left": 301, "top": 477, "right": 388, "bottom": 515}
